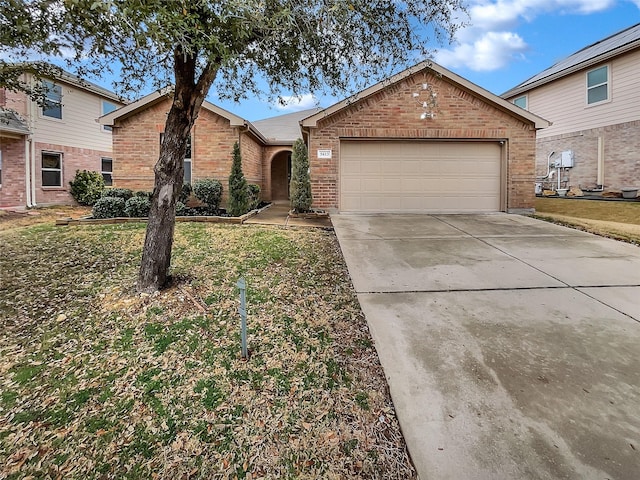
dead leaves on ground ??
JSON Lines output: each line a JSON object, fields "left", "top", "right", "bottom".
{"left": 0, "top": 221, "right": 416, "bottom": 479}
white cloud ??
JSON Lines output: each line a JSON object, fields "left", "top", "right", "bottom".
{"left": 437, "top": 0, "right": 623, "bottom": 71}
{"left": 274, "top": 93, "right": 319, "bottom": 111}
{"left": 436, "top": 31, "right": 528, "bottom": 70}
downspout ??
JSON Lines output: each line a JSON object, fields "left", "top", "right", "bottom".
{"left": 25, "top": 137, "right": 32, "bottom": 207}
{"left": 596, "top": 136, "right": 605, "bottom": 190}
{"left": 28, "top": 74, "right": 37, "bottom": 207}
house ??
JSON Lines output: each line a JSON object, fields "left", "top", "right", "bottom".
{"left": 0, "top": 69, "right": 125, "bottom": 208}
{"left": 502, "top": 23, "right": 640, "bottom": 192}
{"left": 103, "top": 61, "right": 548, "bottom": 214}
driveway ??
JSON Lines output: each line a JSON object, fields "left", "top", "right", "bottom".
{"left": 331, "top": 213, "right": 640, "bottom": 480}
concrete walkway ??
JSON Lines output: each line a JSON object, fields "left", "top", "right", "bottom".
{"left": 245, "top": 202, "right": 332, "bottom": 228}
{"left": 332, "top": 213, "right": 640, "bottom": 480}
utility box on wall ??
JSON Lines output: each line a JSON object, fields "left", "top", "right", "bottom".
{"left": 554, "top": 150, "right": 574, "bottom": 168}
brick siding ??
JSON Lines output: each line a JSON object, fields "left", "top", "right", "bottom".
{"left": 307, "top": 70, "right": 537, "bottom": 211}
{"left": 113, "top": 99, "right": 264, "bottom": 206}
{"left": 536, "top": 120, "right": 640, "bottom": 190}
{"left": 0, "top": 137, "right": 27, "bottom": 207}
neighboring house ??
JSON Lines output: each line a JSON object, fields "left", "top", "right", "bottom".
{"left": 103, "top": 61, "right": 548, "bottom": 214}
{"left": 502, "top": 23, "right": 640, "bottom": 192}
{"left": 0, "top": 69, "right": 124, "bottom": 208}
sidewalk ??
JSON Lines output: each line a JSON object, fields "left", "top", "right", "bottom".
{"left": 245, "top": 202, "right": 332, "bottom": 228}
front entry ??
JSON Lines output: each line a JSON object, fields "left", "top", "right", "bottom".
{"left": 270, "top": 151, "right": 291, "bottom": 201}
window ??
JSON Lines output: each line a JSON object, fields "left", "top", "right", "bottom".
{"left": 42, "top": 152, "right": 62, "bottom": 187}
{"left": 513, "top": 95, "right": 527, "bottom": 110}
{"left": 101, "top": 157, "right": 113, "bottom": 186}
{"left": 160, "top": 133, "right": 192, "bottom": 184}
{"left": 42, "top": 81, "right": 62, "bottom": 119}
{"left": 101, "top": 100, "right": 118, "bottom": 131}
{"left": 587, "top": 66, "right": 609, "bottom": 105}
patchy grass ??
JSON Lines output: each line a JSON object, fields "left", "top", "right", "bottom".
{"left": 0, "top": 216, "right": 416, "bottom": 479}
{"left": 534, "top": 198, "right": 640, "bottom": 245}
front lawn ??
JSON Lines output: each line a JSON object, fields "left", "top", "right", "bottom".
{"left": 0, "top": 217, "right": 415, "bottom": 479}
{"left": 535, "top": 197, "right": 640, "bottom": 244}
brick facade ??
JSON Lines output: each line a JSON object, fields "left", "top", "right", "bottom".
{"left": 307, "top": 70, "right": 538, "bottom": 212}
{"left": 536, "top": 120, "right": 640, "bottom": 190}
{"left": 0, "top": 137, "right": 27, "bottom": 207}
{"left": 113, "top": 99, "right": 265, "bottom": 205}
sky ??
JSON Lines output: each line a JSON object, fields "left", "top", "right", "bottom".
{"left": 208, "top": 0, "right": 640, "bottom": 121}
{"left": 35, "top": 0, "right": 639, "bottom": 121}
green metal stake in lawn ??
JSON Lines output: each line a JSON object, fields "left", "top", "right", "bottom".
{"left": 237, "top": 277, "right": 248, "bottom": 359}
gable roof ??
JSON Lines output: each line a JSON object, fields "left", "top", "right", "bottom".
{"left": 99, "top": 89, "right": 267, "bottom": 143}
{"left": 301, "top": 61, "right": 550, "bottom": 130}
{"left": 502, "top": 22, "right": 640, "bottom": 98}
{"left": 252, "top": 108, "right": 321, "bottom": 144}
{"left": 0, "top": 108, "right": 30, "bottom": 136}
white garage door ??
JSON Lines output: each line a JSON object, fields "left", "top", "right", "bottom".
{"left": 340, "top": 141, "right": 502, "bottom": 213}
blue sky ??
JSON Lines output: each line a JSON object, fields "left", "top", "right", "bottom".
{"left": 210, "top": 0, "right": 639, "bottom": 121}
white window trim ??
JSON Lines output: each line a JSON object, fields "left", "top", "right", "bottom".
{"left": 41, "top": 81, "right": 63, "bottom": 121}
{"left": 101, "top": 157, "right": 113, "bottom": 186}
{"left": 41, "top": 151, "right": 63, "bottom": 188}
{"left": 513, "top": 95, "right": 528, "bottom": 110}
{"left": 160, "top": 133, "right": 192, "bottom": 184}
{"left": 586, "top": 64, "right": 611, "bottom": 107}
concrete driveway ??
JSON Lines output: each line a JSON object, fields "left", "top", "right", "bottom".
{"left": 331, "top": 213, "right": 640, "bottom": 480}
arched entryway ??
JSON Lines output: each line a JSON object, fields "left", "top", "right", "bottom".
{"left": 270, "top": 150, "right": 292, "bottom": 201}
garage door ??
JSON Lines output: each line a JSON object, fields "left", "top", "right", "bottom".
{"left": 340, "top": 141, "right": 502, "bottom": 213}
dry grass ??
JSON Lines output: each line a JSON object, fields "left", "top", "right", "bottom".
{"left": 0, "top": 215, "right": 416, "bottom": 479}
{"left": 534, "top": 198, "right": 640, "bottom": 245}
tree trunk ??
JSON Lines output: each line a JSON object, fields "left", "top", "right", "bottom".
{"left": 137, "top": 50, "right": 218, "bottom": 292}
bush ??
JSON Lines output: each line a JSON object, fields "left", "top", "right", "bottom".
{"left": 175, "top": 201, "right": 187, "bottom": 216}
{"left": 193, "top": 178, "right": 223, "bottom": 211}
{"left": 69, "top": 170, "right": 105, "bottom": 206}
{"left": 228, "top": 142, "right": 249, "bottom": 217}
{"left": 247, "top": 184, "right": 261, "bottom": 210}
{"left": 92, "top": 197, "right": 126, "bottom": 219}
{"left": 125, "top": 196, "right": 151, "bottom": 217}
{"left": 178, "top": 183, "right": 192, "bottom": 204}
{"left": 134, "top": 190, "right": 153, "bottom": 200}
{"left": 101, "top": 187, "right": 133, "bottom": 201}
{"left": 290, "top": 138, "right": 313, "bottom": 212}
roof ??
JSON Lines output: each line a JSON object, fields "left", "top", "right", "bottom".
{"left": 99, "top": 89, "right": 267, "bottom": 143}
{"left": 0, "top": 108, "right": 30, "bottom": 136}
{"left": 55, "top": 68, "right": 123, "bottom": 103}
{"left": 301, "top": 61, "right": 550, "bottom": 130}
{"left": 252, "top": 108, "right": 321, "bottom": 144}
{"left": 502, "top": 22, "right": 640, "bottom": 98}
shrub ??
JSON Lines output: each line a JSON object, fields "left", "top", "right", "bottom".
{"left": 125, "top": 196, "right": 151, "bottom": 217}
{"left": 92, "top": 197, "right": 126, "bottom": 219}
{"left": 134, "top": 190, "right": 153, "bottom": 200}
{"left": 178, "top": 183, "right": 192, "bottom": 204}
{"left": 290, "top": 138, "right": 313, "bottom": 212}
{"left": 247, "top": 184, "right": 261, "bottom": 210}
{"left": 101, "top": 187, "right": 133, "bottom": 201}
{"left": 228, "top": 142, "right": 249, "bottom": 217}
{"left": 69, "top": 170, "right": 105, "bottom": 206}
{"left": 193, "top": 178, "right": 223, "bottom": 211}
{"left": 175, "top": 201, "right": 187, "bottom": 216}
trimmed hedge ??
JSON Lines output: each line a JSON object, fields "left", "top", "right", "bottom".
{"left": 101, "top": 188, "right": 133, "bottom": 201}
{"left": 92, "top": 197, "right": 126, "bottom": 219}
{"left": 193, "top": 178, "right": 223, "bottom": 211}
{"left": 125, "top": 196, "right": 151, "bottom": 217}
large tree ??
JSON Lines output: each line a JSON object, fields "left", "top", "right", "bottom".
{"left": 1, "top": 0, "right": 467, "bottom": 291}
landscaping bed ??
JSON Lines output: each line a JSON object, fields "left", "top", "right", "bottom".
{"left": 0, "top": 215, "right": 416, "bottom": 479}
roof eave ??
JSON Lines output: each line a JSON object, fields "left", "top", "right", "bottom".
{"left": 502, "top": 39, "right": 640, "bottom": 98}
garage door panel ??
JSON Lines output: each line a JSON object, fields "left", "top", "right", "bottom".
{"left": 340, "top": 141, "right": 501, "bottom": 213}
